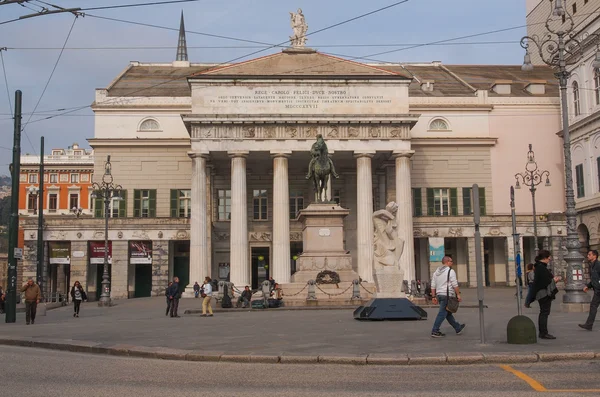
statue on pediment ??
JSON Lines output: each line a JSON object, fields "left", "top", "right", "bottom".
{"left": 306, "top": 134, "right": 339, "bottom": 202}
{"left": 290, "top": 9, "right": 308, "bottom": 48}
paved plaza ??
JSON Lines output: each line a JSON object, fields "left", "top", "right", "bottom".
{"left": 1, "top": 288, "right": 598, "bottom": 361}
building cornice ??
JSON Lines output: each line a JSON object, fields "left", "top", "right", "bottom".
{"left": 87, "top": 138, "right": 191, "bottom": 147}
{"left": 411, "top": 137, "right": 497, "bottom": 146}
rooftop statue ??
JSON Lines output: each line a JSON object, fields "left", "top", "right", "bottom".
{"left": 290, "top": 8, "right": 308, "bottom": 48}
{"left": 306, "top": 134, "right": 339, "bottom": 203}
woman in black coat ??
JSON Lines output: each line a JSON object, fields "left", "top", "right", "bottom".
{"left": 533, "top": 250, "right": 560, "bottom": 339}
{"left": 70, "top": 281, "right": 87, "bottom": 318}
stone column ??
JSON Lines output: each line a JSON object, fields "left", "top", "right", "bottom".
{"left": 272, "top": 151, "right": 291, "bottom": 284}
{"left": 152, "top": 240, "right": 169, "bottom": 296}
{"left": 394, "top": 151, "right": 416, "bottom": 283}
{"left": 229, "top": 151, "right": 250, "bottom": 287}
{"left": 186, "top": 152, "right": 209, "bottom": 296}
{"left": 355, "top": 152, "right": 375, "bottom": 282}
{"left": 111, "top": 240, "right": 128, "bottom": 299}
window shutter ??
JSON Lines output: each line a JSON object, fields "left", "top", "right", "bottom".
{"left": 412, "top": 188, "right": 422, "bottom": 217}
{"left": 118, "top": 190, "right": 127, "bottom": 218}
{"left": 94, "top": 195, "right": 104, "bottom": 218}
{"left": 426, "top": 188, "right": 434, "bottom": 216}
{"left": 479, "top": 187, "right": 486, "bottom": 216}
{"left": 170, "top": 189, "right": 178, "bottom": 218}
{"left": 133, "top": 190, "right": 141, "bottom": 218}
{"left": 149, "top": 189, "right": 157, "bottom": 217}
{"left": 450, "top": 188, "right": 458, "bottom": 216}
{"left": 462, "top": 187, "right": 472, "bottom": 215}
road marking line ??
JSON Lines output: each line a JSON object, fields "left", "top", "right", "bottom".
{"left": 549, "top": 390, "right": 600, "bottom": 393}
{"left": 499, "top": 364, "right": 547, "bottom": 392}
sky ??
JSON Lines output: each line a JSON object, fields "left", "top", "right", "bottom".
{"left": 0, "top": 0, "right": 529, "bottom": 159}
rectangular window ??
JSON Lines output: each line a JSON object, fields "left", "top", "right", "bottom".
{"left": 576, "top": 164, "right": 585, "bottom": 198}
{"left": 332, "top": 189, "right": 341, "bottom": 205}
{"left": 28, "top": 194, "right": 37, "bottom": 212}
{"left": 426, "top": 188, "right": 458, "bottom": 216}
{"left": 412, "top": 188, "right": 422, "bottom": 217}
{"left": 289, "top": 191, "right": 304, "bottom": 219}
{"left": 253, "top": 189, "right": 268, "bottom": 220}
{"left": 69, "top": 193, "right": 79, "bottom": 210}
{"left": 217, "top": 189, "right": 231, "bottom": 220}
{"left": 28, "top": 174, "right": 38, "bottom": 183}
{"left": 49, "top": 173, "right": 58, "bottom": 183}
{"left": 70, "top": 173, "right": 79, "bottom": 183}
{"left": 462, "top": 187, "right": 486, "bottom": 216}
{"left": 49, "top": 194, "right": 58, "bottom": 211}
{"left": 170, "top": 189, "right": 191, "bottom": 218}
{"left": 133, "top": 189, "right": 156, "bottom": 217}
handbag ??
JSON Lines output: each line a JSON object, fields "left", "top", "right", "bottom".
{"left": 445, "top": 268, "right": 460, "bottom": 313}
{"left": 535, "top": 279, "right": 558, "bottom": 301}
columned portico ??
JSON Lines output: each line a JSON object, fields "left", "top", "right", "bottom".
{"left": 272, "top": 151, "right": 292, "bottom": 283}
{"left": 355, "top": 152, "right": 375, "bottom": 282}
{"left": 229, "top": 151, "right": 250, "bottom": 287}
{"left": 187, "top": 152, "right": 209, "bottom": 295}
{"left": 394, "top": 151, "right": 415, "bottom": 282}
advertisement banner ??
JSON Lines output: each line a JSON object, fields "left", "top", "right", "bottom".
{"left": 89, "top": 241, "right": 112, "bottom": 264}
{"left": 428, "top": 237, "right": 445, "bottom": 262}
{"left": 129, "top": 241, "right": 152, "bottom": 264}
{"left": 49, "top": 241, "right": 71, "bottom": 264}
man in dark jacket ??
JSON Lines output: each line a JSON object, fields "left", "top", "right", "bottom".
{"left": 167, "top": 277, "right": 180, "bottom": 318}
{"left": 579, "top": 250, "right": 600, "bottom": 331}
{"left": 20, "top": 278, "right": 41, "bottom": 325}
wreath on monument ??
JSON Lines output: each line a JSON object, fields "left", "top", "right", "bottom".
{"left": 316, "top": 270, "right": 341, "bottom": 285}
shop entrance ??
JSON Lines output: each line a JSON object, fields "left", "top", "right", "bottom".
{"left": 251, "top": 247, "right": 270, "bottom": 289}
{"left": 173, "top": 241, "right": 190, "bottom": 294}
{"left": 134, "top": 264, "right": 153, "bottom": 297}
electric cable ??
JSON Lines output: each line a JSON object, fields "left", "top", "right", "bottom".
{"left": 0, "top": 49, "right": 12, "bottom": 114}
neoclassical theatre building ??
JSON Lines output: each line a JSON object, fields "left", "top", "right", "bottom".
{"left": 20, "top": 26, "right": 568, "bottom": 300}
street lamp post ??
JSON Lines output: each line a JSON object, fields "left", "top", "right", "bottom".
{"left": 27, "top": 186, "right": 38, "bottom": 215}
{"left": 514, "top": 144, "right": 551, "bottom": 256}
{"left": 520, "top": 0, "right": 600, "bottom": 304}
{"left": 90, "top": 155, "right": 122, "bottom": 307}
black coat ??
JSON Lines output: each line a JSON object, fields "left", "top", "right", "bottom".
{"left": 533, "top": 261, "right": 553, "bottom": 294}
{"left": 167, "top": 282, "right": 180, "bottom": 298}
{"left": 588, "top": 260, "right": 600, "bottom": 292}
{"left": 70, "top": 285, "right": 87, "bottom": 301}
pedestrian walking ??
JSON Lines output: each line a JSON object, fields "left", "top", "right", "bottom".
{"left": 579, "top": 249, "right": 600, "bottom": 331}
{"left": 193, "top": 281, "right": 201, "bottom": 298}
{"left": 70, "top": 281, "right": 87, "bottom": 318}
{"left": 0, "top": 285, "right": 5, "bottom": 314}
{"left": 168, "top": 277, "right": 181, "bottom": 318}
{"left": 165, "top": 281, "right": 172, "bottom": 316}
{"left": 201, "top": 276, "right": 213, "bottom": 317}
{"left": 20, "top": 278, "right": 41, "bottom": 325}
{"left": 524, "top": 263, "right": 535, "bottom": 308}
{"left": 533, "top": 250, "right": 560, "bottom": 339}
{"left": 429, "top": 256, "right": 466, "bottom": 338}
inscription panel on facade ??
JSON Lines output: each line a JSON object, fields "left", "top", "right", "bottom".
{"left": 192, "top": 83, "right": 409, "bottom": 115}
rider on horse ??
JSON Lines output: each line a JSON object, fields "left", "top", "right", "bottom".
{"left": 306, "top": 134, "right": 339, "bottom": 179}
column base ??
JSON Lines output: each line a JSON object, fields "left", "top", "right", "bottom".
{"left": 562, "top": 290, "right": 592, "bottom": 304}
{"left": 560, "top": 302, "right": 589, "bottom": 313}
{"left": 182, "top": 285, "right": 198, "bottom": 298}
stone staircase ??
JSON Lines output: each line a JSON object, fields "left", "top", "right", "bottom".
{"left": 279, "top": 281, "right": 377, "bottom": 307}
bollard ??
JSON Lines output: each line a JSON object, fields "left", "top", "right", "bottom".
{"left": 410, "top": 280, "right": 417, "bottom": 295}
{"left": 217, "top": 281, "right": 225, "bottom": 301}
{"left": 351, "top": 279, "right": 361, "bottom": 300}
{"left": 307, "top": 280, "right": 317, "bottom": 300}
{"left": 261, "top": 280, "right": 271, "bottom": 305}
{"left": 402, "top": 280, "right": 409, "bottom": 294}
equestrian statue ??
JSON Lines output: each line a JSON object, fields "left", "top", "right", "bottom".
{"left": 306, "top": 134, "right": 339, "bottom": 203}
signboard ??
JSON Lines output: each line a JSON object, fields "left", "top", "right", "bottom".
{"left": 129, "top": 241, "right": 152, "bottom": 264}
{"left": 89, "top": 241, "right": 112, "bottom": 264}
{"left": 428, "top": 237, "right": 445, "bottom": 262}
{"left": 13, "top": 247, "right": 23, "bottom": 260}
{"left": 49, "top": 241, "right": 71, "bottom": 264}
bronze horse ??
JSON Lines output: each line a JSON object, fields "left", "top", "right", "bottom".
{"left": 306, "top": 134, "right": 339, "bottom": 202}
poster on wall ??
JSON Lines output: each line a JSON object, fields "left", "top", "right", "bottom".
{"left": 49, "top": 241, "right": 71, "bottom": 264}
{"left": 428, "top": 237, "right": 445, "bottom": 262}
{"left": 129, "top": 241, "right": 153, "bottom": 264}
{"left": 89, "top": 241, "right": 112, "bottom": 264}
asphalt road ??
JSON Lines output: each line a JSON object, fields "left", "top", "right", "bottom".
{"left": 2, "top": 346, "right": 599, "bottom": 397}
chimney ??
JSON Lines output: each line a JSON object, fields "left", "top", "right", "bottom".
{"left": 420, "top": 80, "right": 435, "bottom": 92}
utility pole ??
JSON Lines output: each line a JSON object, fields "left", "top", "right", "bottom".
{"left": 5, "top": 90, "right": 21, "bottom": 324}
{"left": 37, "top": 136, "right": 44, "bottom": 300}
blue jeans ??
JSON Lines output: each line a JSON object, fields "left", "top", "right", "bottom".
{"left": 432, "top": 295, "right": 461, "bottom": 333}
{"left": 525, "top": 284, "right": 535, "bottom": 306}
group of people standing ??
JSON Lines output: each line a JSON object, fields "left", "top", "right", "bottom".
{"left": 165, "top": 276, "right": 213, "bottom": 317}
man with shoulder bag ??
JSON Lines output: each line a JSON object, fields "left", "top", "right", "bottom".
{"left": 430, "top": 256, "right": 466, "bottom": 338}
{"left": 579, "top": 250, "right": 600, "bottom": 331}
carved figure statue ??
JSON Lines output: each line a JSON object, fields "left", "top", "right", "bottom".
{"left": 306, "top": 134, "right": 339, "bottom": 202}
{"left": 289, "top": 8, "right": 308, "bottom": 48}
{"left": 372, "top": 202, "right": 406, "bottom": 297}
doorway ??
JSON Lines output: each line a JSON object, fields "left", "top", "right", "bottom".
{"left": 134, "top": 264, "right": 152, "bottom": 297}
{"left": 251, "top": 247, "right": 270, "bottom": 289}
{"left": 173, "top": 241, "right": 190, "bottom": 294}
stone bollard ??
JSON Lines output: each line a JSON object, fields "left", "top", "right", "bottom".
{"left": 217, "top": 281, "right": 225, "bottom": 301}
{"left": 261, "top": 280, "right": 271, "bottom": 304}
{"left": 351, "top": 279, "right": 361, "bottom": 300}
{"left": 507, "top": 315, "right": 537, "bottom": 345}
{"left": 307, "top": 280, "right": 317, "bottom": 300}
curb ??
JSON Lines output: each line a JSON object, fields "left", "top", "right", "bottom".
{"left": 184, "top": 304, "right": 486, "bottom": 314}
{"left": 0, "top": 337, "right": 597, "bottom": 366}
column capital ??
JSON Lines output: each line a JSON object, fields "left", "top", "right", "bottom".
{"left": 270, "top": 150, "right": 292, "bottom": 158}
{"left": 392, "top": 150, "right": 415, "bottom": 159}
{"left": 228, "top": 150, "right": 249, "bottom": 158}
{"left": 354, "top": 151, "right": 376, "bottom": 159}
{"left": 187, "top": 151, "right": 209, "bottom": 159}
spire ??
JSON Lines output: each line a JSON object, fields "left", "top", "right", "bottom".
{"left": 176, "top": 11, "right": 188, "bottom": 62}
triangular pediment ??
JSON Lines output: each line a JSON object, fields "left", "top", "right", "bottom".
{"left": 197, "top": 49, "right": 412, "bottom": 79}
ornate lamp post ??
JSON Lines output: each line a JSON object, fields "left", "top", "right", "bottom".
{"left": 27, "top": 186, "right": 38, "bottom": 215}
{"left": 520, "top": 0, "right": 600, "bottom": 304}
{"left": 90, "top": 155, "right": 122, "bottom": 307}
{"left": 514, "top": 144, "right": 550, "bottom": 255}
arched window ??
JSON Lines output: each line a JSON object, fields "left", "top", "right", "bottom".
{"left": 139, "top": 118, "right": 160, "bottom": 131}
{"left": 594, "top": 69, "right": 600, "bottom": 106}
{"left": 428, "top": 118, "right": 450, "bottom": 131}
{"left": 573, "top": 81, "right": 581, "bottom": 116}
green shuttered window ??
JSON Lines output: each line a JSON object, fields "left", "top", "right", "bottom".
{"left": 134, "top": 189, "right": 157, "bottom": 217}
{"left": 426, "top": 188, "right": 458, "bottom": 216}
{"left": 462, "top": 187, "right": 486, "bottom": 216}
{"left": 412, "top": 188, "right": 422, "bottom": 217}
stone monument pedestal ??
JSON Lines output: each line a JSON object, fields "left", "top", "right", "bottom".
{"left": 291, "top": 203, "right": 358, "bottom": 283}
{"left": 373, "top": 266, "right": 405, "bottom": 298}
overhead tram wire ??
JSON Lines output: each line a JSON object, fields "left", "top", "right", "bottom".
{"left": 0, "top": 48, "right": 12, "bottom": 114}
{"left": 21, "top": 15, "right": 77, "bottom": 153}
{"left": 23, "top": 0, "right": 414, "bottom": 124}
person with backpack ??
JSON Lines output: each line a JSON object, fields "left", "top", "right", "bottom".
{"left": 533, "top": 250, "right": 560, "bottom": 339}
{"left": 579, "top": 250, "right": 600, "bottom": 331}
{"left": 429, "top": 256, "right": 466, "bottom": 338}
{"left": 524, "top": 263, "right": 536, "bottom": 308}
{"left": 70, "top": 280, "right": 87, "bottom": 318}
{"left": 201, "top": 276, "right": 213, "bottom": 317}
